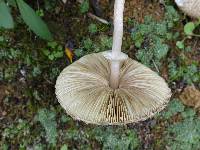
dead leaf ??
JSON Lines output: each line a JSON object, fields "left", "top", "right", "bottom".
{"left": 65, "top": 47, "right": 74, "bottom": 63}
{"left": 179, "top": 85, "right": 200, "bottom": 109}
{"left": 0, "top": 85, "right": 13, "bottom": 101}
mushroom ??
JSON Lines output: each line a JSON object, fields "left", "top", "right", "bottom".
{"left": 55, "top": 0, "right": 171, "bottom": 125}
{"left": 175, "top": 0, "right": 200, "bottom": 18}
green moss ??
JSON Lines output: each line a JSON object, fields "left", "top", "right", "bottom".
{"left": 88, "top": 23, "right": 98, "bottom": 34}
{"left": 181, "top": 108, "right": 196, "bottom": 119}
{"left": 74, "top": 35, "right": 112, "bottom": 57}
{"left": 159, "top": 99, "right": 185, "bottom": 119}
{"left": 42, "top": 41, "right": 64, "bottom": 61}
{"left": 60, "top": 144, "right": 68, "bottom": 150}
{"left": 80, "top": 0, "right": 89, "bottom": 14}
{"left": 168, "top": 59, "right": 200, "bottom": 84}
{"left": 35, "top": 109, "right": 58, "bottom": 146}
{"left": 165, "top": 117, "right": 200, "bottom": 150}
{"left": 90, "top": 127, "right": 140, "bottom": 150}
{"left": 1, "top": 119, "right": 31, "bottom": 148}
{"left": 131, "top": 6, "right": 180, "bottom": 68}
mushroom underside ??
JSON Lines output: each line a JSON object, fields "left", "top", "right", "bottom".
{"left": 55, "top": 52, "right": 171, "bottom": 125}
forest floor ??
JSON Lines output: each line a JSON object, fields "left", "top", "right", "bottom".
{"left": 0, "top": 0, "right": 200, "bottom": 149}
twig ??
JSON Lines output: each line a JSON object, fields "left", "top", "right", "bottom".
{"left": 152, "top": 59, "right": 160, "bottom": 73}
{"left": 44, "top": 76, "right": 54, "bottom": 85}
{"left": 192, "top": 33, "right": 200, "bottom": 38}
{"left": 192, "top": 39, "right": 198, "bottom": 51}
{"left": 36, "top": 0, "right": 40, "bottom": 10}
{"left": 87, "top": 12, "right": 110, "bottom": 25}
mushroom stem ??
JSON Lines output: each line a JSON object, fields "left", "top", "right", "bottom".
{"left": 109, "top": 0, "right": 125, "bottom": 89}
{"left": 110, "top": 61, "right": 120, "bottom": 89}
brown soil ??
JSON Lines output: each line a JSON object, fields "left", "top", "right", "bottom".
{"left": 100, "top": 0, "right": 164, "bottom": 22}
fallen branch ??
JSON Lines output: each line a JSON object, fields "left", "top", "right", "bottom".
{"left": 87, "top": 12, "right": 110, "bottom": 25}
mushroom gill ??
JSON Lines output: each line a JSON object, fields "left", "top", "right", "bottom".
{"left": 55, "top": 52, "right": 171, "bottom": 125}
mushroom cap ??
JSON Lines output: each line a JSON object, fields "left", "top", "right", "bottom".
{"left": 55, "top": 52, "right": 171, "bottom": 125}
{"left": 175, "top": 0, "right": 200, "bottom": 18}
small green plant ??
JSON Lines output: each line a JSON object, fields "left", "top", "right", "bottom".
{"left": 181, "top": 108, "right": 196, "bottom": 119}
{"left": 168, "top": 59, "right": 200, "bottom": 84}
{"left": 165, "top": 117, "right": 200, "bottom": 150}
{"left": 99, "top": 35, "right": 113, "bottom": 49}
{"left": 60, "top": 144, "right": 68, "bottom": 150}
{"left": 33, "top": 144, "right": 45, "bottom": 150}
{"left": 88, "top": 23, "right": 98, "bottom": 34}
{"left": 90, "top": 127, "right": 140, "bottom": 150}
{"left": 32, "top": 65, "right": 42, "bottom": 77}
{"left": 131, "top": 6, "right": 179, "bottom": 68}
{"left": 36, "top": 9, "right": 44, "bottom": 17}
{"left": 159, "top": 97, "right": 200, "bottom": 150}
{"left": 176, "top": 20, "right": 200, "bottom": 49}
{"left": 49, "top": 67, "right": 61, "bottom": 80}
{"left": 60, "top": 115, "right": 71, "bottom": 123}
{"left": 3, "top": 64, "right": 18, "bottom": 82}
{"left": 176, "top": 41, "right": 185, "bottom": 49}
{"left": 33, "top": 90, "right": 42, "bottom": 100}
{"left": 159, "top": 99, "right": 185, "bottom": 119}
{"left": 74, "top": 35, "right": 112, "bottom": 57}
{"left": 1, "top": 119, "right": 31, "bottom": 148}
{"left": 0, "top": 0, "right": 52, "bottom": 40}
{"left": 35, "top": 109, "right": 58, "bottom": 146}
{"left": 80, "top": 0, "right": 89, "bottom": 14}
{"left": 2, "top": 119, "right": 30, "bottom": 139}
{"left": 0, "top": 48, "right": 22, "bottom": 60}
{"left": 42, "top": 41, "right": 64, "bottom": 60}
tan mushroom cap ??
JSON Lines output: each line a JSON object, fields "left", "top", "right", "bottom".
{"left": 55, "top": 52, "right": 171, "bottom": 125}
{"left": 175, "top": 0, "right": 200, "bottom": 18}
